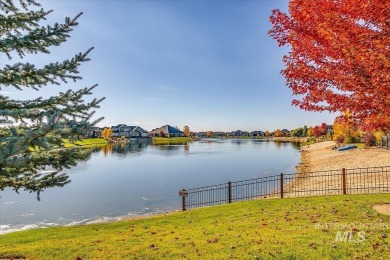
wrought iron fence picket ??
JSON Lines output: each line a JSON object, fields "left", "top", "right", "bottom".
{"left": 181, "top": 166, "right": 390, "bottom": 210}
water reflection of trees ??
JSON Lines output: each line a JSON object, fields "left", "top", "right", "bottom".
{"left": 290, "top": 142, "right": 301, "bottom": 150}
{"left": 155, "top": 144, "right": 186, "bottom": 151}
{"left": 1, "top": 148, "right": 94, "bottom": 200}
{"left": 250, "top": 139, "right": 269, "bottom": 144}
{"left": 273, "top": 141, "right": 300, "bottom": 150}
{"left": 100, "top": 141, "right": 150, "bottom": 156}
{"left": 151, "top": 143, "right": 190, "bottom": 155}
{"left": 99, "top": 141, "right": 191, "bottom": 157}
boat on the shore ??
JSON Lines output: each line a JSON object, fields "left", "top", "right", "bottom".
{"left": 338, "top": 145, "right": 357, "bottom": 151}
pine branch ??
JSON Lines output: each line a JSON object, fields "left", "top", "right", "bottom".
{"left": 0, "top": 0, "right": 105, "bottom": 198}
{"left": 0, "top": 0, "right": 40, "bottom": 14}
{"left": 0, "top": 12, "right": 83, "bottom": 58}
{"left": 0, "top": 47, "right": 94, "bottom": 89}
{"left": 0, "top": 9, "right": 49, "bottom": 35}
{"left": 0, "top": 85, "right": 105, "bottom": 124}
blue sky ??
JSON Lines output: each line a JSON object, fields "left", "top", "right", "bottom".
{"left": 4, "top": 0, "right": 336, "bottom": 132}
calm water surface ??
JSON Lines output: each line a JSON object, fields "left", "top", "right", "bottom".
{"left": 0, "top": 139, "right": 300, "bottom": 234}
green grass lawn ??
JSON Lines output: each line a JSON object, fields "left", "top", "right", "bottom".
{"left": 152, "top": 137, "right": 192, "bottom": 144}
{"left": 63, "top": 138, "right": 108, "bottom": 148}
{"left": 1, "top": 194, "right": 390, "bottom": 259}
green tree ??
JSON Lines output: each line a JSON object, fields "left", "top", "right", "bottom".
{"left": 0, "top": 0, "right": 104, "bottom": 199}
{"left": 291, "top": 127, "right": 303, "bottom": 137}
{"left": 302, "top": 125, "right": 307, "bottom": 137}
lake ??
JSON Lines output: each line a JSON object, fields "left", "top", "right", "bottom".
{"left": 0, "top": 139, "right": 301, "bottom": 234}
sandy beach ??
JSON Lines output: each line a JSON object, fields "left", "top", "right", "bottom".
{"left": 297, "top": 141, "right": 390, "bottom": 173}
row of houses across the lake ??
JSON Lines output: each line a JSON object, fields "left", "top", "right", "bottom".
{"left": 87, "top": 124, "right": 270, "bottom": 139}
{"left": 88, "top": 124, "right": 186, "bottom": 139}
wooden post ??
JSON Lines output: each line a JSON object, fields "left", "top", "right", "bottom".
{"left": 182, "top": 196, "right": 186, "bottom": 211}
{"left": 342, "top": 168, "right": 346, "bottom": 195}
{"left": 228, "top": 181, "right": 232, "bottom": 203}
{"left": 179, "top": 189, "right": 188, "bottom": 211}
{"left": 280, "top": 173, "right": 284, "bottom": 199}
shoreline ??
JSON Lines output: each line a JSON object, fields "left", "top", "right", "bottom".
{"left": 273, "top": 136, "right": 308, "bottom": 143}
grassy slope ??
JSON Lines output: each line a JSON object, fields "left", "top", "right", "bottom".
{"left": 63, "top": 138, "right": 108, "bottom": 148}
{"left": 152, "top": 137, "right": 192, "bottom": 144}
{"left": 1, "top": 194, "right": 390, "bottom": 259}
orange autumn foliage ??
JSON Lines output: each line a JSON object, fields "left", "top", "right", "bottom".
{"left": 183, "top": 125, "right": 190, "bottom": 137}
{"left": 101, "top": 127, "right": 112, "bottom": 140}
{"left": 269, "top": 0, "right": 390, "bottom": 131}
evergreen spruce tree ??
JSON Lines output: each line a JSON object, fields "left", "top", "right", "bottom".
{"left": 0, "top": 0, "right": 104, "bottom": 199}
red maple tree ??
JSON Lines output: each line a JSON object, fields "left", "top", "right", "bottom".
{"left": 269, "top": 0, "right": 390, "bottom": 131}
{"left": 313, "top": 123, "right": 328, "bottom": 137}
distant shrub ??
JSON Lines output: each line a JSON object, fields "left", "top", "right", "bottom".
{"left": 363, "top": 132, "right": 376, "bottom": 147}
{"left": 350, "top": 136, "right": 361, "bottom": 143}
{"left": 335, "top": 135, "right": 345, "bottom": 145}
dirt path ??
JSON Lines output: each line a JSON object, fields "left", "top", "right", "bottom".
{"left": 373, "top": 204, "right": 390, "bottom": 216}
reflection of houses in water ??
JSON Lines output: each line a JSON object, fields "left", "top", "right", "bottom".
{"left": 151, "top": 143, "right": 190, "bottom": 155}
{"left": 231, "top": 139, "right": 246, "bottom": 145}
{"left": 100, "top": 140, "right": 150, "bottom": 156}
{"left": 113, "top": 141, "right": 150, "bottom": 154}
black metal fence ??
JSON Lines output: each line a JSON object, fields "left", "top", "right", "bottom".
{"left": 179, "top": 166, "right": 390, "bottom": 210}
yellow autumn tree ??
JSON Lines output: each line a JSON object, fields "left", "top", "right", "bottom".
{"left": 307, "top": 127, "right": 314, "bottom": 137}
{"left": 374, "top": 131, "right": 384, "bottom": 145}
{"left": 101, "top": 127, "right": 113, "bottom": 140}
{"left": 206, "top": 131, "right": 213, "bottom": 137}
{"left": 333, "top": 118, "right": 359, "bottom": 144}
{"left": 274, "top": 129, "right": 284, "bottom": 137}
{"left": 183, "top": 125, "right": 190, "bottom": 137}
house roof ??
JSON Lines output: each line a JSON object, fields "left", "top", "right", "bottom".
{"left": 166, "top": 125, "right": 184, "bottom": 134}
{"left": 150, "top": 125, "right": 184, "bottom": 134}
{"left": 112, "top": 124, "right": 148, "bottom": 133}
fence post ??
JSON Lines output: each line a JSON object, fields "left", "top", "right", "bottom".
{"left": 280, "top": 173, "right": 284, "bottom": 198}
{"left": 182, "top": 196, "right": 186, "bottom": 211}
{"left": 179, "top": 189, "right": 188, "bottom": 211}
{"left": 228, "top": 181, "right": 232, "bottom": 203}
{"left": 342, "top": 168, "right": 346, "bottom": 195}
